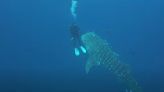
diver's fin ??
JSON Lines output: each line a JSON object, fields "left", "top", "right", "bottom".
{"left": 74, "top": 48, "right": 80, "bottom": 56}
{"left": 80, "top": 46, "right": 87, "bottom": 54}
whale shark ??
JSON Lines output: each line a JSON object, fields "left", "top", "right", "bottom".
{"left": 81, "top": 32, "right": 142, "bottom": 92}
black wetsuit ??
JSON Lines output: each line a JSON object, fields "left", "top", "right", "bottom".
{"left": 69, "top": 24, "right": 82, "bottom": 48}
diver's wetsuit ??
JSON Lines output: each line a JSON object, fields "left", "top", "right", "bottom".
{"left": 70, "top": 23, "right": 82, "bottom": 47}
{"left": 69, "top": 23, "right": 86, "bottom": 56}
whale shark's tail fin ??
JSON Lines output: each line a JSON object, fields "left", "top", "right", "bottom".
{"left": 81, "top": 32, "right": 142, "bottom": 92}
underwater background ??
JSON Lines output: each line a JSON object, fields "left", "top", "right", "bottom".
{"left": 0, "top": 0, "right": 164, "bottom": 92}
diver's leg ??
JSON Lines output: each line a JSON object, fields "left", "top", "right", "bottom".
{"left": 73, "top": 38, "right": 80, "bottom": 56}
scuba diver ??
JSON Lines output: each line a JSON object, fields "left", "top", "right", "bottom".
{"left": 69, "top": 23, "right": 87, "bottom": 56}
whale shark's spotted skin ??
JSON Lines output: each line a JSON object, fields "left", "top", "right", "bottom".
{"left": 81, "top": 32, "right": 142, "bottom": 92}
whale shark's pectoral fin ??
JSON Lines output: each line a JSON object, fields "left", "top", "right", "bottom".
{"left": 85, "top": 59, "right": 92, "bottom": 74}
{"left": 85, "top": 57, "right": 100, "bottom": 74}
{"left": 126, "top": 89, "right": 133, "bottom": 92}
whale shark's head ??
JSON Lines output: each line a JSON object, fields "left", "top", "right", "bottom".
{"left": 81, "top": 32, "right": 103, "bottom": 73}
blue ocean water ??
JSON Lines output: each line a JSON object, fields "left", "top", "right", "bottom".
{"left": 0, "top": 0, "right": 164, "bottom": 92}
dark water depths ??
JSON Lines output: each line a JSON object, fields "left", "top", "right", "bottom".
{"left": 0, "top": 0, "right": 164, "bottom": 92}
